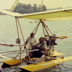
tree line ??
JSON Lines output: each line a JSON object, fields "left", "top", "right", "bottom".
{"left": 13, "top": 3, "right": 47, "bottom": 14}
{"left": 0, "top": 3, "right": 64, "bottom": 15}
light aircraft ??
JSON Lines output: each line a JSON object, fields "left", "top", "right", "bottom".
{"left": 0, "top": 0, "right": 72, "bottom": 72}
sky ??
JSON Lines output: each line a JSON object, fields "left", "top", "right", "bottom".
{"left": 0, "top": 0, "right": 72, "bottom": 9}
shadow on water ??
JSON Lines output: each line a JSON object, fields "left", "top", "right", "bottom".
{"left": 1, "top": 63, "right": 10, "bottom": 69}
{"left": 1, "top": 63, "right": 30, "bottom": 72}
{"left": 1, "top": 63, "right": 57, "bottom": 72}
{"left": 20, "top": 69, "right": 30, "bottom": 72}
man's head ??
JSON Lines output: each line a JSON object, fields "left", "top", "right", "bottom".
{"left": 49, "top": 34, "right": 57, "bottom": 40}
{"left": 52, "top": 37, "right": 57, "bottom": 40}
{"left": 52, "top": 34, "right": 57, "bottom": 40}
{"left": 30, "top": 33, "right": 34, "bottom": 38}
{"left": 39, "top": 37, "right": 44, "bottom": 43}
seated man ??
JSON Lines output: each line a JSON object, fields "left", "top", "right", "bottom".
{"left": 27, "top": 37, "right": 47, "bottom": 59}
{"left": 45, "top": 35, "right": 57, "bottom": 55}
{"left": 24, "top": 33, "right": 37, "bottom": 49}
{"left": 46, "top": 36, "right": 57, "bottom": 46}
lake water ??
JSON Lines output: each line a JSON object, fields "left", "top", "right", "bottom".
{"left": 0, "top": 15, "right": 72, "bottom": 72}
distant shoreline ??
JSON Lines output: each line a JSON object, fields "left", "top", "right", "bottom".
{"left": 0, "top": 3, "right": 65, "bottom": 15}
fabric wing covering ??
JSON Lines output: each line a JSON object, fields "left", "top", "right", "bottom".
{"left": 0, "top": 8, "right": 72, "bottom": 21}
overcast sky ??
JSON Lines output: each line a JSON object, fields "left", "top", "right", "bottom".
{"left": 0, "top": 0, "right": 72, "bottom": 9}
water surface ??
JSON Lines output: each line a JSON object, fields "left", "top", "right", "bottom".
{"left": 0, "top": 15, "right": 72, "bottom": 72}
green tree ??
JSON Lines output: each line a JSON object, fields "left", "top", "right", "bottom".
{"left": 33, "top": 4, "right": 37, "bottom": 12}
{"left": 43, "top": 5, "right": 47, "bottom": 11}
{"left": 13, "top": 3, "right": 47, "bottom": 14}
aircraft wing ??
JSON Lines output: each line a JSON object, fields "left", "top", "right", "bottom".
{"left": 0, "top": 10, "right": 22, "bottom": 17}
{"left": 0, "top": 8, "right": 72, "bottom": 21}
{"left": 0, "top": 54, "right": 12, "bottom": 59}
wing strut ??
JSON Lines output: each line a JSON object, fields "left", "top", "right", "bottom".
{"left": 31, "top": 20, "right": 53, "bottom": 37}
{"left": 15, "top": 17, "right": 25, "bottom": 60}
{"left": 10, "top": 0, "right": 19, "bottom": 11}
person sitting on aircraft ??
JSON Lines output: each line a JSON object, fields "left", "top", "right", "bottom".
{"left": 46, "top": 34, "right": 57, "bottom": 47}
{"left": 25, "top": 37, "right": 47, "bottom": 60}
{"left": 44, "top": 34, "right": 57, "bottom": 55}
{"left": 24, "top": 33, "right": 37, "bottom": 49}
